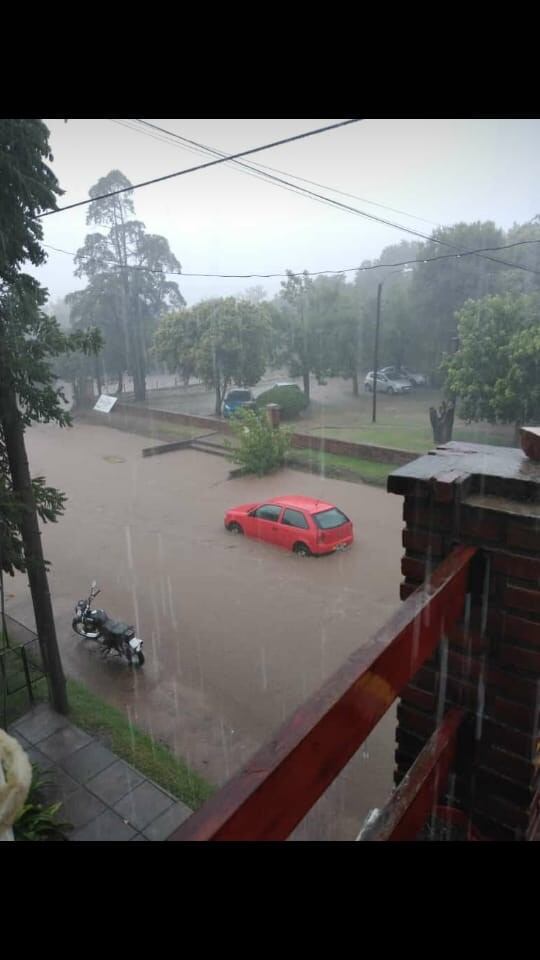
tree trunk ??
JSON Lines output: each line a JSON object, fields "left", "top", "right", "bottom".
{"left": 0, "top": 387, "right": 67, "bottom": 713}
{"left": 302, "top": 369, "right": 310, "bottom": 402}
{"left": 131, "top": 278, "right": 146, "bottom": 403}
{"left": 429, "top": 401, "right": 455, "bottom": 444}
{"left": 116, "top": 371, "right": 123, "bottom": 395}
{"left": 95, "top": 357, "right": 102, "bottom": 396}
{"left": 215, "top": 381, "right": 222, "bottom": 417}
{"left": 352, "top": 371, "right": 359, "bottom": 397}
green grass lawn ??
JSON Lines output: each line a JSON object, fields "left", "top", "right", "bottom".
{"left": 66, "top": 679, "right": 213, "bottom": 809}
{"left": 4, "top": 676, "right": 213, "bottom": 811}
{"left": 295, "top": 389, "right": 515, "bottom": 454}
{"left": 287, "top": 448, "right": 395, "bottom": 486}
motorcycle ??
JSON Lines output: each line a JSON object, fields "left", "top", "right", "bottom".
{"left": 72, "top": 581, "right": 145, "bottom": 667}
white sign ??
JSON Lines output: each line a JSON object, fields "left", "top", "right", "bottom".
{"left": 94, "top": 394, "right": 118, "bottom": 414}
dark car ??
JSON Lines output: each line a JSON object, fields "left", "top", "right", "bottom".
{"left": 222, "top": 388, "right": 255, "bottom": 418}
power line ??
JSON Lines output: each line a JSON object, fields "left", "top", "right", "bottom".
{"left": 109, "top": 118, "right": 360, "bottom": 220}
{"left": 36, "top": 118, "right": 363, "bottom": 218}
{"left": 127, "top": 117, "right": 440, "bottom": 229}
{"left": 124, "top": 120, "right": 540, "bottom": 276}
{"left": 43, "top": 238, "right": 540, "bottom": 280}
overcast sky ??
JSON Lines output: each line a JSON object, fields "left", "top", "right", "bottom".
{"left": 33, "top": 118, "right": 540, "bottom": 307}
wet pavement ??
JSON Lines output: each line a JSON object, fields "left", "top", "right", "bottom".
{"left": 9, "top": 704, "right": 191, "bottom": 841}
{"left": 6, "top": 419, "right": 404, "bottom": 840}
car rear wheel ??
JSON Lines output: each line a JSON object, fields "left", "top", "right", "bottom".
{"left": 227, "top": 522, "right": 243, "bottom": 534}
{"left": 293, "top": 541, "right": 311, "bottom": 557}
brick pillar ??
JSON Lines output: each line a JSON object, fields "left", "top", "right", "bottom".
{"left": 266, "top": 403, "right": 281, "bottom": 428}
{"left": 388, "top": 441, "right": 540, "bottom": 841}
{"left": 77, "top": 377, "right": 95, "bottom": 408}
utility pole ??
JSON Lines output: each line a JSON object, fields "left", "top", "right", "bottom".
{"left": 371, "top": 268, "right": 411, "bottom": 423}
{"left": 372, "top": 282, "right": 382, "bottom": 424}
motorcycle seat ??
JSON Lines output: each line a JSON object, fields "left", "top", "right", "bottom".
{"left": 104, "top": 619, "right": 134, "bottom": 638}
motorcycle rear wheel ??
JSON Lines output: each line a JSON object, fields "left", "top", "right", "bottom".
{"left": 124, "top": 642, "right": 145, "bottom": 667}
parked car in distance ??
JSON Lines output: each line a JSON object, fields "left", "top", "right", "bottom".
{"left": 224, "top": 495, "right": 354, "bottom": 556}
{"left": 364, "top": 371, "right": 412, "bottom": 395}
{"left": 222, "top": 388, "right": 255, "bottom": 418}
{"left": 272, "top": 381, "right": 301, "bottom": 391}
{"left": 380, "top": 366, "right": 427, "bottom": 387}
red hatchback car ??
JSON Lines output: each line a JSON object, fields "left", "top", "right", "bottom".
{"left": 224, "top": 495, "right": 354, "bottom": 556}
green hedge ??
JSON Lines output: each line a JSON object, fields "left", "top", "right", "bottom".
{"left": 255, "top": 385, "right": 309, "bottom": 419}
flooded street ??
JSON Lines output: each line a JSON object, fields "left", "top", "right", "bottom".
{"left": 6, "top": 419, "right": 404, "bottom": 839}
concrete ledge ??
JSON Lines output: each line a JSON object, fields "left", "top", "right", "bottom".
{"left": 141, "top": 438, "right": 195, "bottom": 458}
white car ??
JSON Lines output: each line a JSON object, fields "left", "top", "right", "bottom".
{"left": 364, "top": 371, "right": 412, "bottom": 395}
{"left": 381, "top": 366, "right": 427, "bottom": 387}
{"left": 272, "top": 382, "right": 301, "bottom": 391}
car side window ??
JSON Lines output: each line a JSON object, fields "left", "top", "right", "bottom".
{"left": 281, "top": 508, "right": 309, "bottom": 529}
{"left": 253, "top": 504, "right": 282, "bottom": 521}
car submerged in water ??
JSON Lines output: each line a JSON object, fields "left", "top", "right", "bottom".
{"left": 224, "top": 495, "right": 354, "bottom": 556}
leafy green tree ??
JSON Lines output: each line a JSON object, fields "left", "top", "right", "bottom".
{"left": 65, "top": 274, "right": 125, "bottom": 393}
{"left": 155, "top": 297, "right": 269, "bottom": 415}
{"left": 411, "top": 222, "right": 505, "bottom": 379}
{"left": 0, "top": 120, "right": 101, "bottom": 712}
{"left": 444, "top": 292, "right": 540, "bottom": 432}
{"left": 74, "top": 170, "right": 184, "bottom": 401}
{"left": 226, "top": 407, "right": 291, "bottom": 475}
{"left": 153, "top": 309, "right": 200, "bottom": 386}
{"left": 494, "top": 216, "right": 540, "bottom": 296}
{"left": 277, "top": 270, "right": 334, "bottom": 401}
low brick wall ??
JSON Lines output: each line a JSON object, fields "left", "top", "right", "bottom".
{"left": 115, "top": 402, "right": 233, "bottom": 434}
{"left": 94, "top": 402, "right": 416, "bottom": 466}
{"left": 290, "top": 432, "right": 414, "bottom": 466}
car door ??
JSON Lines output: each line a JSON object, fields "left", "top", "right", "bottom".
{"left": 277, "top": 506, "right": 311, "bottom": 551}
{"left": 249, "top": 503, "right": 283, "bottom": 545}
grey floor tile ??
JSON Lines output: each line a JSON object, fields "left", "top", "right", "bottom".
{"left": 12, "top": 707, "right": 70, "bottom": 745}
{"left": 61, "top": 787, "right": 106, "bottom": 831}
{"left": 71, "top": 809, "right": 136, "bottom": 842}
{"left": 39, "top": 766, "right": 81, "bottom": 804}
{"left": 86, "top": 759, "right": 144, "bottom": 806}
{"left": 25, "top": 746, "right": 54, "bottom": 770}
{"left": 8, "top": 729, "right": 32, "bottom": 750}
{"left": 61, "top": 741, "right": 116, "bottom": 783}
{"left": 144, "top": 801, "right": 192, "bottom": 841}
{"left": 38, "top": 726, "right": 92, "bottom": 762}
{"left": 113, "top": 780, "right": 173, "bottom": 832}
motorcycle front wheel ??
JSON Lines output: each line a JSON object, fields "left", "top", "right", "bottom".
{"left": 72, "top": 619, "right": 101, "bottom": 640}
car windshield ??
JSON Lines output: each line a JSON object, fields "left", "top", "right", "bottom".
{"left": 313, "top": 507, "right": 349, "bottom": 529}
{"left": 226, "top": 390, "right": 251, "bottom": 401}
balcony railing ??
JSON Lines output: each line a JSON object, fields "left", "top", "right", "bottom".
{"left": 169, "top": 544, "right": 477, "bottom": 841}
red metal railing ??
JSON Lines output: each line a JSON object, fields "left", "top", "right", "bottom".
{"left": 169, "top": 544, "right": 477, "bottom": 841}
{"left": 357, "top": 706, "right": 466, "bottom": 840}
